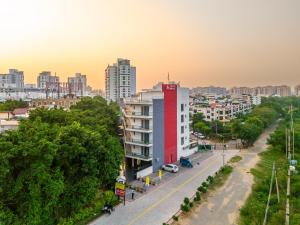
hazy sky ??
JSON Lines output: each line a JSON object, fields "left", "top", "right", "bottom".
{"left": 0, "top": 0, "right": 299, "bottom": 90}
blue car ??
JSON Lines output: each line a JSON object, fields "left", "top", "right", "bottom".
{"left": 180, "top": 157, "right": 193, "bottom": 168}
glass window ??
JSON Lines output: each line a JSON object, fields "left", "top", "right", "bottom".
{"left": 181, "top": 104, "right": 184, "bottom": 112}
{"left": 181, "top": 137, "right": 184, "bottom": 145}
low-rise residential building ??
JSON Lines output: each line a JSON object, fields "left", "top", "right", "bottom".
{"left": 12, "top": 108, "right": 29, "bottom": 119}
{"left": 0, "top": 111, "right": 14, "bottom": 120}
{"left": 0, "top": 120, "right": 19, "bottom": 133}
{"left": 190, "top": 94, "right": 255, "bottom": 122}
{"left": 122, "top": 82, "right": 196, "bottom": 179}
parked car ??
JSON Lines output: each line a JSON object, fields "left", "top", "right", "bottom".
{"left": 162, "top": 164, "right": 179, "bottom": 173}
{"left": 180, "top": 157, "right": 193, "bottom": 168}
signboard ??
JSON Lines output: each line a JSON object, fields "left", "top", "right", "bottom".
{"left": 116, "top": 189, "right": 125, "bottom": 197}
{"left": 115, "top": 182, "right": 125, "bottom": 191}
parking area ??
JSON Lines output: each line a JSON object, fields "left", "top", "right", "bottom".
{"left": 125, "top": 150, "right": 214, "bottom": 202}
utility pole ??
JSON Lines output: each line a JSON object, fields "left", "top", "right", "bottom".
{"left": 286, "top": 128, "right": 288, "bottom": 158}
{"left": 263, "top": 162, "right": 275, "bottom": 225}
{"left": 285, "top": 104, "right": 293, "bottom": 225}
{"left": 275, "top": 166, "right": 280, "bottom": 203}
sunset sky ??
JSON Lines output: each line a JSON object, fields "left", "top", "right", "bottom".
{"left": 0, "top": 0, "right": 299, "bottom": 90}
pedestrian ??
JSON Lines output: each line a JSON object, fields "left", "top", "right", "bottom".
{"left": 131, "top": 189, "right": 135, "bottom": 200}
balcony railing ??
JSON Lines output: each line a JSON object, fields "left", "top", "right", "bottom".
{"left": 125, "top": 151, "right": 153, "bottom": 161}
{"left": 124, "top": 111, "right": 153, "bottom": 117}
{"left": 125, "top": 138, "right": 152, "bottom": 146}
{"left": 125, "top": 111, "right": 152, "bottom": 116}
{"left": 126, "top": 125, "right": 152, "bottom": 130}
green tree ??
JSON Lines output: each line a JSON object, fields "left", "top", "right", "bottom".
{"left": 194, "top": 121, "right": 211, "bottom": 136}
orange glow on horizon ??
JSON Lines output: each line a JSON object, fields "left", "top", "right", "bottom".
{"left": 0, "top": 0, "right": 299, "bottom": 90}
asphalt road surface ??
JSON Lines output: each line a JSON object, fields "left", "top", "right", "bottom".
{"left": 90, "top": 150, "right": 238, "bottom": 225}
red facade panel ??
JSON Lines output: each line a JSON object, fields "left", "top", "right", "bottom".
{"left": 162, "top": 84, "right": 177, "bottom": 164}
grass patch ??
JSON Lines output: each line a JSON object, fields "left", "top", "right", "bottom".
{"left": 229, "top": 155, "right": 242, "bottom": 163}
{"left": 209, "top": 165, "right": 233, "bottom": 190}
{"left": 239, "top": 119, "right": 300, "bottom": 225}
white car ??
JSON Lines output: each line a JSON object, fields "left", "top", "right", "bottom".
{"left": 162, "top": 164, "right": 179, "bottom": 173}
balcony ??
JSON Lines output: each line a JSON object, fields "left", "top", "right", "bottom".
{"left": 124, "top": 111, "right": 152, "bottom": 119}
{"left": 125, "top": 138, "right": 153, "bottom": 147}
{"left": 125, "top": 125, "right": 152, "bottom": 133}
{"left": 125, "top": 99, "right": 152, "bottom": 105}
{"left": 125, "top": 151, "right": 153, "bottom": 161}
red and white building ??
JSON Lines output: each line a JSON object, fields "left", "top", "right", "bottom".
{"left": 122, "top": 82, "right": 197, "bottom": 179}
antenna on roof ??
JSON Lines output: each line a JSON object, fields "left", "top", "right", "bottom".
{"left": 167, "top": 72, "right": 170, "bottom": 83}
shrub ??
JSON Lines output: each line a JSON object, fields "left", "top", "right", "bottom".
{"left": 184, "top": 197, "right": 190, "bottom": 205}
{"left": 202, "top": 181, "right": 208, "bottom": 187}
{"left": 181, "top": 204, "right": 190, "bottom": 212}
{"left": 103, "top": 190, "right": 117, "bottom": 205}
{"left": 172, "top": 215, "right": 179, "bottom": 221}
{"left": 189, "top": 202, "right": 194, "bottom": 208}
{"left": 207, "top": 176, "right": 214, "bottom": 184}
{"left": 198, "top": 186, "right": 207, "bottom": 193}
{"left": 196, "top": 191, "right": 201, "bottom": 201}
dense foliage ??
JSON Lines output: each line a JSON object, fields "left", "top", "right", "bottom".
{"left": 0, "top": 100, "right": 28, "bottom": 111}
{"left": 239, "top": 98, "right": 300, "bottom": 225}
{"left": 0, "top": 97, "right": 123, "bottom": 225}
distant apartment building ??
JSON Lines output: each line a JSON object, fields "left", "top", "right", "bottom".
{"left": 122, "top": 82, "right": 196, "bottom": 178}
{"left": 190, "top": 86, "right": 227, "bottom": 96}
{"left": 230, "top": 87, "right": 254, "bottom": 95}
{"left": 37, "top": 71, "right": 59, "bottom": 90}
{"left": 295, "top": 85, "right": 300, "bottom": 96}
{"left": 105, "top": 58, "right": 136, "bottom": 102}
{"left": 230, "top": 85, "right": 291, "bottom": 97}
{"left": 0, "top": 69, "right": 24, "bottom": 89}
{"left": 68, "top": 73, "right": 87, "bottom": 96}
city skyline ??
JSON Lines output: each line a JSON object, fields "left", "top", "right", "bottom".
{"left": 1, "top": 0, "right": 300, "bottom": 90}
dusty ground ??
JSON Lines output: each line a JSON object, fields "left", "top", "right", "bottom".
{"left": 177, "top": 123, "right": 278, "bottom": 225}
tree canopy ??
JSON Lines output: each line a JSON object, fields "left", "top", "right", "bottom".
{"left": 0, "top": 96, "right": 124, "bottom": 225}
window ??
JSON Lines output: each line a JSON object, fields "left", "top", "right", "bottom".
{"left": 181, "top": 126, "right": 184, "bottom": 134}
{"left": 181, "top": 104, "right": 184, "bottom": 112}
{"left": 181, "top": 137, "right": 184, "bottom": 145}
{"left": 181, "top": 115, "right": 184, "bottom": 123}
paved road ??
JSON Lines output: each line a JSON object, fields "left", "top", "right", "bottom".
{"left": 90, "top": 150, "right": 238, "bottom": 225}
{"left": 179, "top": 123, "right": 278, "bottom": 225}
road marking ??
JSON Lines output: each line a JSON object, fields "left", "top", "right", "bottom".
{"left": 127, "top": 157, "right": 221, "bottom": 225}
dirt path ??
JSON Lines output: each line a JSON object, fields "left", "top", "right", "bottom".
{"left": 178, "top": 123, "right": 278, "bottom": 225}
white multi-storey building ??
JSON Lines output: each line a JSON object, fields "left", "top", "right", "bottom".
{"left": 105, "top": 58, "right": 136, "bottom": 102}
{"left": 122, "top": 82, "right": 196, "bottom": 179}
{"left": 0, "top": 69, "right": 24, "bottom": 89}
{"left": 37, "top": 71, "right": 59, "bottom": 89}
{"left": 68, "top": 73, "right": 87, "bottom": 96}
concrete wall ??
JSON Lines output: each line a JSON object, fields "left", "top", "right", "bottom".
{"left": 152, "top": 99, "right": 164, "bottom": 172}
{"left": 136, "top": 166, "right": 153, "bottom": 178}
